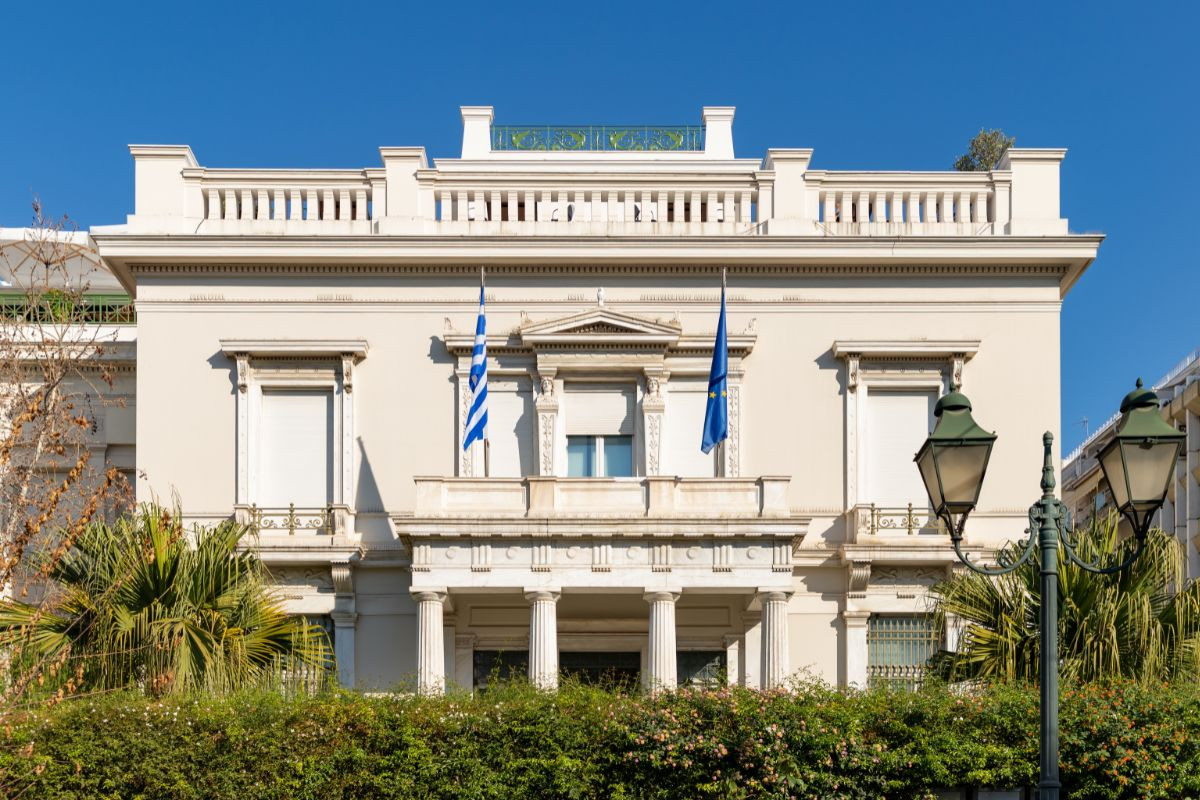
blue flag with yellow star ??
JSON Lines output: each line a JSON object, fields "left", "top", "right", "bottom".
{"left": 701, "top": 282, "right": 728, "bottom": 454}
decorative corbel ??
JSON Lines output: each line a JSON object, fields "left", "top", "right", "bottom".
{"left": 846, "top": 354, "right": 860, "bottom": 393}
{"left": 341, "top": 354, "right": 355, "bottom": 393}
{"left": 235, "top": 353, "right": 249, "bottom": 393}
{"left": 950, "top": 353, "right": 965, "bottom": 391}
{"left": 331, "top": 560, "right": 354, "bottom": 596}
{"left": 847, "top": 561, "right": 871, "bottom": 598}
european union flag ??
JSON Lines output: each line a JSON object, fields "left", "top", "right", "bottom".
{"left": 701, "top": 281, "right": 728, "bottom": 454}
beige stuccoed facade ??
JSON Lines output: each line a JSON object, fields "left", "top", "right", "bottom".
{"left": 83, "top": 105, "right": 1102, "bottom": 692}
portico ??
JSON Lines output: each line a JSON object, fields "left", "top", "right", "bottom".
{"left": 395, "top": 474, "right": 806, "bottom": 692}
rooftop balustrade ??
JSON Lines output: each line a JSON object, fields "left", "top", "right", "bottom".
{"left": 116, "top": 107, "right": 1071, "bottom": 239}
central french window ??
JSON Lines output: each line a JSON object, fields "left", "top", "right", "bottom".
{"left": 564, "top": 382, "right": 636, "bottom": 477}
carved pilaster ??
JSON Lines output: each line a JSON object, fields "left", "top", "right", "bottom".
{"left": 536, "top": 372, "right": 558, "bottom": 477}
{"left": 457, "top": 370, "right": 473, "bottom": 477}
{"left": 235, "top": 353, "right": 249, "bottom": 503}
{"left": 723, "top": 383, "right": 741, "bottom": 478}
{"left": 643, "top": 369, "right": 666, "bottom": 477}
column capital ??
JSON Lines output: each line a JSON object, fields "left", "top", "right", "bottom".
{"left": 756, "top": 589, "right": 794, "bottom": 603}
{"left": 644, "top": 590, "right": 681, "bottom": 604}
{"left": 524, "top": 588, "right": 562, "bottom": 603}
{"left": 411, "top": 588, "right": 448, "bottom": 604}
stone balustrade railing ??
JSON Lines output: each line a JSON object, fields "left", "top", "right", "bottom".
{"left": 411, "top": 476, "right": 791, "bottom": 518}
{"left": 187, "top": 168, "right": 379, "bottom": 234}
{"left": 122, "top": 143, "right": 1069, "bottom": 238}
{"left": 807, "top": 171, "right": 1000, "bottom": 236}
{"left": 429, "top": 184, "right": 760, "bottom": 234}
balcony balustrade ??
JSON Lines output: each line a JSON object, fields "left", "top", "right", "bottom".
{"left": 846, "top": 502, "right": 944, "bottom": 542}
{"left": 411, "top": 475, "right": 791, "bottom": 519}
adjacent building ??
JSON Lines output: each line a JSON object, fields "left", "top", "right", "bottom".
{"left": 66, "top": 105, "right": 1102, "bottom": 691}
{"left": 1063, "top": 347, "right": 1200, "bottom": 580}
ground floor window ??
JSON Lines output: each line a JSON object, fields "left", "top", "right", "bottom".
{"left": 867, "top": 614, "right": 936, "bottom": 690}
{"left": 677, "top": 650, "right": 726, "bottom": 686}
{"left": 560, "top": 651, "right": 641, "bottom": 688}
{"left": 473, "top": 650, "right": 528, "bottom": 690}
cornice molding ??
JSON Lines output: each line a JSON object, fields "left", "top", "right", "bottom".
{"left": 218, "top": 338, "right": 369, "bottom": 358}
{"left": 831, "top": 339, "right": 981, "bottom": 360}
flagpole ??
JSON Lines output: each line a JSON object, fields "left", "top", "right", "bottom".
{"left": 718, "top": 267, "right": 727, "bottom": 471}
{"left": 481, "top": 265, "right": 490, "bottom": 479}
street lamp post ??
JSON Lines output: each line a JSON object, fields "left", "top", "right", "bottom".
{"left": 914, "top": 382, "right": 1184, "bottom": 800}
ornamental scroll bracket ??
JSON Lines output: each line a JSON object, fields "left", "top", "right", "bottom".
{"left": 236, "top": 353, "right": 249, "bottom": 393}
{"left": 847, "top": 561, "right": 871, "bottom": 598}
{"left": 331, "top": 560, "right": 354, "bottom": 596}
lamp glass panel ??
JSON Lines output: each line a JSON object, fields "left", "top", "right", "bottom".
{"left": 933, "top": 443, "right": 990, "bottom": 510}
{"left": 916, "top": 446, "right": 941, "bottom": 510}
{"left": 1099, "top": 444, "right": 1130, "bottom": 510}
{"left": 1121, "top": 440, "right": 1178, "bottom": 507}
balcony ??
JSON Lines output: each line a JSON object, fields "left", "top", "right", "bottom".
{"left": 411, "top": 475, "right": 791, "bottom": 519}
{"left": 845, "top": 502, "right": 944, "bottom": 543}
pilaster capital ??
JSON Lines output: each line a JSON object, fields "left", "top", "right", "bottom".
{"left": 841, "top": 609, "right": 872, "bottom": 628}
{"left": 330, "top": 611, "right": 358, "bottom": 627}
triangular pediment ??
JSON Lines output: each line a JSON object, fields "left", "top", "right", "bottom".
{"left": 520, "top": 307, "right": 681, "bottom": 347}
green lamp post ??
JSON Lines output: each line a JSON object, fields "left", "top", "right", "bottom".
{"left": 914, "top": 380, "right": 1181, "bottom": 800}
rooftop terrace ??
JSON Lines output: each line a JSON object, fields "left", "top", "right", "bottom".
{"left": 110, "top": 105, "right": 1073, "bottom": 240}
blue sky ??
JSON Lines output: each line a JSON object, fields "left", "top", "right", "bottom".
{"left": 1, "top": 1, "right": 1195, "bottom": 453}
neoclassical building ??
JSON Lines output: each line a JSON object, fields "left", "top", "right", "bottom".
{"left": 75, "top": 106, "right": 1101, "bottom": 691}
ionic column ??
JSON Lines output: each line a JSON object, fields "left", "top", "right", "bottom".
{"left": 412, "top": 589, "right": 447, "bottom": 695}
{"left": 525, "top": 590, "right": 560, "bottom": 690}
{"left": 759, "top": 590, "right": 792, "bottom": 690}
{"left": 644, "top": 591, "right": 680, "bottom": 692}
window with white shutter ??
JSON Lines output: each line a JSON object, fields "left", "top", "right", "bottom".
{"left": 565, "top": 383, "right": 637, "bottom": 477}
{"left": 866, "top": 390, "right": 935, "bottom": 508}
{"left": 257, "top": 389, "right": 334, "bottom": 507}
{"left": 664, "top": 382, "right": 716, "bottom": 477}
{"left": 487, "top": 379, "right": 535, "bottom": 477}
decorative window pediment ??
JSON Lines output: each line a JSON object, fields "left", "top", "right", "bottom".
{"left": 519, "top": 308, "right": 681, "bottom": 349}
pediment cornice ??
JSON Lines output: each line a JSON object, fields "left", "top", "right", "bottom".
{"left": 519, "top": 306, "right": 681, "bottom": 349}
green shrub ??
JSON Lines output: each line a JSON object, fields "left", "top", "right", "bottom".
{"left": 0, "top": 680, "right": 1196, "bottom": 799}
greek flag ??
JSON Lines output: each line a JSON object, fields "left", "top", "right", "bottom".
{"left": 701, "top": 281, "right": 728, "bottom": 454}
{"left": 463, "top": 286, "right": 488, "bottom": 450}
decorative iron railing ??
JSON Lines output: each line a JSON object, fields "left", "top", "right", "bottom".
{"left": 491, "top": 125, "right": 705, "bottom": 152}
{"left": 867, "top": 614, "right": 936, "bottom": 691}
{"left": 247, "top": 503, "right": 333, "bottom": 535}
{"left": 863, "top": 503, "right": 944, "bottom": 536}
{"left": 0, "top": 292, "right": 135, "bottom": 324}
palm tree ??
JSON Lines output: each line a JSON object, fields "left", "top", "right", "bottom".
{"left": 0, "top": 504, "right": 331, "bottom": 697}
{"left": 930, "top": 512, "right": 1200, "bottom": 684}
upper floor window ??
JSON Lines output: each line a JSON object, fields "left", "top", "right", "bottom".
{"left": 866, "top": 390, "right": 935, "bottom": 508}
{"left": 257, "top": 388, "right": 333, "bottom": 508}
{"left": 564, "top": 383, "right": 636, "bottom": 478}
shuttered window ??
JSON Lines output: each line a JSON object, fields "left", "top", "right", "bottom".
{"left": 258, "top": 389, "right": 333, "bottom": 507}
{"left": 664, "top": 383, "right": 716, "bottom": 477}
{"left": 487, "top": 380, "right": 535, "bottom": 477}
{"left": 866, "top": 390, "right": 935, "bottom": 507}
{"left": 565, "top": 383, "right": 635, "bottom": 435}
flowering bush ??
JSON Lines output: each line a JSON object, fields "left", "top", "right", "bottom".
{"left": 0, "top": 679, "right": 1196, "bottom": 799}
